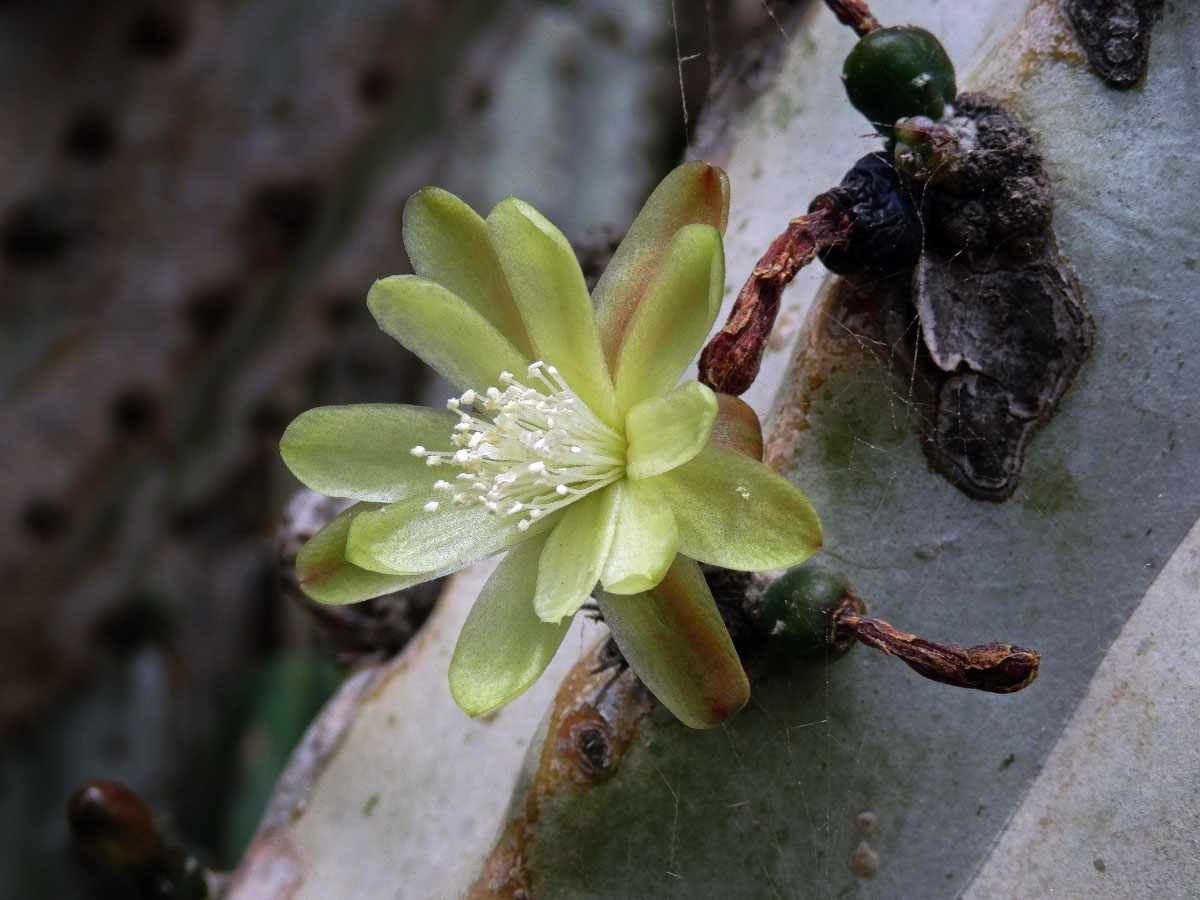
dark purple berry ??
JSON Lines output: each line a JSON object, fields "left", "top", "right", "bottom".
{"left": 811, "top": 152, "right": 924, "bottom": 276}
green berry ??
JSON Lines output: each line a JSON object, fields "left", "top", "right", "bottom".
{"left": 842, "top": 26, "right": 957, "bottom": 133}
{"left": 761, "top": 564, "right": 863, "bottom": 658}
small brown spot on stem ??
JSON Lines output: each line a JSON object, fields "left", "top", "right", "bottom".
{"left": 850, "top": 839, "right": 880, "bottom": 876}
{"left": 856, "top": 811, "right": 877, "bottom": 834}
{"left": 569, "top": 719, "right": 612, "bottom": 777}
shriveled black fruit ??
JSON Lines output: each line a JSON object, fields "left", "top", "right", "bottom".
{"left": 810, "top": 152, "right": 924, "bottom": 276}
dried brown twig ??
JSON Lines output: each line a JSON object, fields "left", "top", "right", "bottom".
{"left": 836, "top": 612, "right": 1042, "bottom": 694}
{"left": 699, "top": 206, "right": 850, "bottom": 395}
{"left": 823, "top": 0, "right": 882, "bottom": 37}
{"left": 697, "top": 0, "right": 888, "bottom": 397}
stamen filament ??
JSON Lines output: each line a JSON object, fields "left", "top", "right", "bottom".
{"left": 414, "top": 361, "right": 626, "bottom": 529}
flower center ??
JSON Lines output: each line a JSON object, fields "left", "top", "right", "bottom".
{"left": 410, "top": 362, "right": 626, "bottom": 531}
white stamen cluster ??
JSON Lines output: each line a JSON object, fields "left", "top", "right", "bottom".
{"left": 410, "top": 362, "right": 626, "bottom": 531}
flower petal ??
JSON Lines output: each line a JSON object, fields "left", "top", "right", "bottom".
{"left": 367, "top": 275, "right": 530, "bottom": 393}
{"left": 296, "top": 502, "right": 429, "bottom": 604}
{"left": 593, "top": 161, "right": 730, "bottom": 369}
{"left": 625, "top": 380, "right": 717, "bottom": 481}
{"left": 613, "top": 223, "right": 724, "bottom": 409}
{"left": 486, "top": 197, "right": 619, "bottom": 425}
{"left": 402, "top": 187, "right": 533, "bottom": 357}
{"left": 655, "top": 443, "right": 822, "bottom": 571}
{"left": 280, "top": 404, "right": 457, "bottom": 503}
{"left": 599, "top": 479, "right": 679, "bottom": 595}
{"left": 597, "top": 555, "right": 748, "bottom": 729}
{"left": 346, "top": 495, "right": 555, "bottom": 575}
{"left": 533, "top": 486, "right": 619, "bottom": 623}
{"left": 709, "top": 393, "right": 764, "bottom": 461}
{"left": 449, "top": 533, "right": 571, "bottom": 716}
